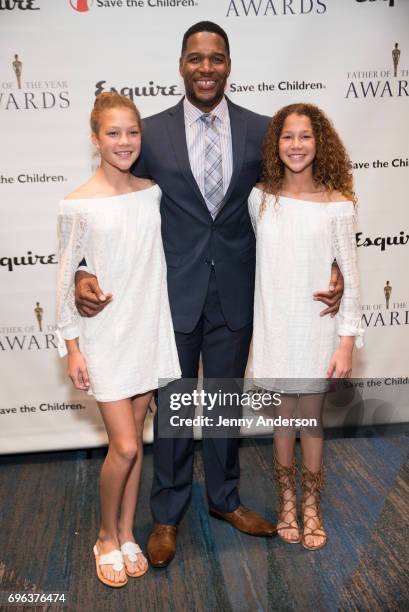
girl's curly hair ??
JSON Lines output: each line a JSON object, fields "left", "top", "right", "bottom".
{"left": 259, "top": 103, "right": 356, "bottom": 214}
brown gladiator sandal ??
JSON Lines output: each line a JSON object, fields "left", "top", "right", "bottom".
{"left": 301, "top": 463, "right": 327, "bottom": 551}
{"left": 274, "top": 456, "right": 301, "bottom": 544}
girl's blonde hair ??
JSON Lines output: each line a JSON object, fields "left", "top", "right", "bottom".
{"left": 90, "top": 91, "right": 141, "bottom": 134}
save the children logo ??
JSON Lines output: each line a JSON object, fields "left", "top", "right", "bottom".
{"left": 70, "top": 0, "right": 198, "bottom": 11}
{"left": 0, "top": 172, "right": 67, "bottom": 185}
{"left": 69, "top": 0, "right": 93, "bottom": 10}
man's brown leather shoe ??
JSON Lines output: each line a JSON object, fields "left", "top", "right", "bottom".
{"left": 209, "top": 505, "right": 277, "bottom": 536}
{"left": 147, "top": 523, "right": 177, "bottom": 567}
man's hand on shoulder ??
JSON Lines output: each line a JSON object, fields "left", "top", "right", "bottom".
{"left": 75, "top": 271, "right": 112, "bottom": 317}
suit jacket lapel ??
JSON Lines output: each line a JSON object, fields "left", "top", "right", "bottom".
{"left": 165, "top": 98, "right": 248, "bottom": 222}
{"left": 166, "top": 100, "right": 210, "bottom": 216}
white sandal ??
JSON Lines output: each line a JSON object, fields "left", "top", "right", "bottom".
{"left": 120, "top": 541, "right": 148, "bottom": 577}
{"left": 93, "top": 545, "right": 128, "bottom": 588}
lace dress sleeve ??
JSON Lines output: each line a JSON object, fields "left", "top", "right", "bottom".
{"left": 56, "top": 207, "right": 89, "bottom": 357}
{"left": 331, "top": 204, "right": 364, "bottom": 348}
{"left": 248, "top": 190, "right": 258, "bottom": 236}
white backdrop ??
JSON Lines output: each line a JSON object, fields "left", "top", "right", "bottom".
{"left": 0, "top": 0, "right": 408, "bottom": 454}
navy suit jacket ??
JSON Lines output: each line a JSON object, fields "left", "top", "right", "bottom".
{"left": 133, "top": 97, "right": 270, "bottom": 333}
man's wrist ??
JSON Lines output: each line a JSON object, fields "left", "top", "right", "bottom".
{"left": 75, "top": 270, "right": 95, "bottom": 282}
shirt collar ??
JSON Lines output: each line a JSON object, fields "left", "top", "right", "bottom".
{"left": 183, "top": 96, "right": 229, "bottom": 127}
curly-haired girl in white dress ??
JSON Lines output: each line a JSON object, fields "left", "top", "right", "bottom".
{"left": 249, "top": 103, "right": 363, "bottom": 550}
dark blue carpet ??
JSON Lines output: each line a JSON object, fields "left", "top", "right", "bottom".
{"left": 0, "top": 431, "right": 408, "bottom": 612}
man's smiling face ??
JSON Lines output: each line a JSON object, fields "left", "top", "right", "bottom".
{"left": 179, "top": 31, "right": 231, "bottom": 112}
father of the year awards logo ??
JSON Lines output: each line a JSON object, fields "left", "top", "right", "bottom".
{"left": 226, "top": 0, "right": 327, "bottom": 17}
{"left": 346, "top": 43, "right": 407, "bottom": 98}
{"left": 361, "top": 281, "right": 408, "bottom": 329}
{"left": 0, "top": 53, "right": 71, "bottom": 111}
{"left": 0, "top": 303, "right": 58, "bottom": 352}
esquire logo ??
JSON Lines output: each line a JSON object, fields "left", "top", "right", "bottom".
{"left": 95, "top": 80, "right": 181, "bottom": 99}
{"left": 1, "top": 53, "right": 70, "bottom": 111}
{"left": 356, "top": 230, "right": 409, "bottom": 252}
{"left": 0, "top": 251, "right": 57, "bottom": 273}
{"left": 226, "top": 0, "right": 326, "bottom": 16}
{"left": 0, "top": 0, "right": 39, "bottom": 9}
{"left": 346, "top": 43, "right": 407, "bottom": 98}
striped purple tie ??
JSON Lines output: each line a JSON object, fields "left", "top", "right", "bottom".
{"left": 201, "top": 113, "right": 223, "bottom": 218}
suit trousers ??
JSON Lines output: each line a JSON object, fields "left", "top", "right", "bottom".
{"left": 151, "top": 269, "right": 253, "bottom": 525}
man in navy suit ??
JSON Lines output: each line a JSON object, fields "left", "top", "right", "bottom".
{"left": 76, "top": 21, "right": 342, "bottom": 567}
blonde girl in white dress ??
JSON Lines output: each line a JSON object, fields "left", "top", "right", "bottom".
{"left": 248, "top": 103, "right": 363, "bottom": 551}
{"left": 56, "top": 93, "right": 180, "bottom": 587}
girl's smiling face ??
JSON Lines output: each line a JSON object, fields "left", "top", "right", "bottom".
{"left": 92, "top": 107, "right": 141, "bottom": 171}
{"left": 278, "top": 113, "right": 316, "bottom": 175}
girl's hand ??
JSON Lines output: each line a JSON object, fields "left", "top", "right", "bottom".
{"left": 67, "top": 350, "right": 90, "bottom": 390}
{"left": 326, "top": 337, "right": 354, "bottom": 378}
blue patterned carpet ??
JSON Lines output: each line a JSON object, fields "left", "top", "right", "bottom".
{"left": 0, "top": 431, "right": 408, "bottom": 612}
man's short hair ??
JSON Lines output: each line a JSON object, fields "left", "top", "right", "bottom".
{"left": 181, "top": 21, "right": 230, "bottom": 57}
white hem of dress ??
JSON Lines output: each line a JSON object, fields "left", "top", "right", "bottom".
{"left": 90, "top": 374, "right": 181, "bottom": 403}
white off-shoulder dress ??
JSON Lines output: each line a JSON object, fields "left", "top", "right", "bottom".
{"left": 248, "top": 188, "right": 364, "bottom": 393}
{"left": 56, "top": 185, "right": 181, "bottom": 402}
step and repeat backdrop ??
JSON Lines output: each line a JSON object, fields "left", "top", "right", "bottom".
{"left": 0, "top": 0, "right": 408, "bottom": 453}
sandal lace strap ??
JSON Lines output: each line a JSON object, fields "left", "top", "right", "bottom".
{"left": 301, "top": 463, "right": 326, "bottom": 535}
{"left": 274, "top": 456, "right": 299, "bottom": 530}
